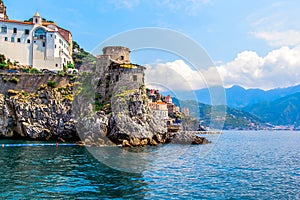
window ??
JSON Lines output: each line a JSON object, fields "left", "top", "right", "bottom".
{"left": 55, "top": 44, "right": 56, "bottom": 48}
{"left": 34, "top": 27, "right": 46, "bottom": 40}
{"left": 55, "top": 64, "right": 58, "bottom": 67}
{"left": 13, "top": 28, "right": 17, "bottom": 34}
{"left": 116, "top": 75, "right": 119, "bottom": 82}
{"left": 35, "top": 18, "right": 38, "bottom": 23}
{"left": 11, "top": 37, "right": 14, "bottom": 42}
{"left": 25, "top": 29, "right": 30, "bottom": 35}
{"left": 120, "top": 56, "right": 124, "bottom": 60}
{"left": 17, "top": 38, "right": 21, "bottom": 43}
{"left": 27, "top": 39, "right": 30, "bottom": 43}
{"left": 1, "top": 25, "right": 7, "bottom": 33}
{"left": 43, "top": 42, "right": 45, "bottom": 47}
{"left": 133, "top": 75, "right": 137, "bottom": 81}
{"left": 4, "top": 37, "right": 8, "bottom": 41}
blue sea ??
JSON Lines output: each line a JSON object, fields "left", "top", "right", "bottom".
{"left": 0, "top": 131, "right": 299, "bottom": 199}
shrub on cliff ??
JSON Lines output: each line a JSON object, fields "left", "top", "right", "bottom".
{"left": 8, "top": 77, "right": 19, "bottom": 84}
{"left": 72, "top": 41, "right": 96, "bottom": 70}
{"left": 0, "top": 54, "right": 5, "bottom": 64}
{"left": 47, "top": 81, "right": 57, "bottom": 88}
{"left": 0, "top": 54, "right": 8, "bottom": 69}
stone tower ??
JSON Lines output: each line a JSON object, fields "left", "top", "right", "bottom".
{"left": 102, "top": 46, "right": 130, "bottom": 64}
{"left": 0, "top": 0, "right": 8, "bottom": 20}
{"left": 96, "top": 46, "right": 146, "bottom": 106}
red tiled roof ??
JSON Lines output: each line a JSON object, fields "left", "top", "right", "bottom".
{"left": 1, "top": 19, "right": 72, "bottom": 45}
{"left": 0, "top": 19, "right": 57, "bottom": 26}
{"left": 57, "top": 26, "right": 72, "bottom": 44}
{"left": 1, "top": 19, "right": 33, "bottom": 25}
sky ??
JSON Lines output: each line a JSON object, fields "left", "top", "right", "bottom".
{"left": 3, "top": 0, "right": 300, "bottom": 90}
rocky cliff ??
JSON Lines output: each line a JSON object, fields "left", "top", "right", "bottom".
{"left": 0, "top": 84, "right": 78, "bottom": 141}
{"left": 0, "top": 73, "right": 209, "bottom": 146}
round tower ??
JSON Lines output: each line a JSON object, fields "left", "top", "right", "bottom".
{"left": 102, "top": 46, "right": 130, "bottom": 63}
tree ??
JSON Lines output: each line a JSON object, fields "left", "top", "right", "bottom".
{"left": 0, "top": 54, "right": 6, "bottom": 64}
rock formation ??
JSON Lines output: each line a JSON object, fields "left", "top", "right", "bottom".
{"left": 107, "top": 84, "right": 167, "bottom": 147}
{"left": 0, "top": 74, "right": 211, "bottom": 146}
{"left": 0, "top": 84, "right": 78, "bottom": 141}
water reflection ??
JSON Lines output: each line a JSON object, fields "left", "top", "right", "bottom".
{"left": 0, "top": 143, "right": 148, "bottom": 199}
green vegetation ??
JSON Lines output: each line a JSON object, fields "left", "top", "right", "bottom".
{"left": 0, "top": 54, "right": 8, "bottom": 69}
{"left": 24, "top": 17, "right": 54, "bottom": 23}
{"left": 72, "top": 41, "right": 96, "bottom": 69}
{"left": 244, "top": 92, "right": 300, "bottom": 126}
{"left": 47, "top": 81, "right": 57, "bottom": 88}
{"left": 8, "top": 77, "right": 19, "bottom": 84}
{"left": 22, "top": 67, "right": 40, "bottom": 74}
{"left": 173, "top": 98, "right": 266, "bottom": 130}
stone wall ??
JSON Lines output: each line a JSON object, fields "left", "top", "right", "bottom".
{"left": 0, "top": 73, "right": 70, "bottom": 94}
{"left": 102, "top": 46, "right": 130, "bottom": 64}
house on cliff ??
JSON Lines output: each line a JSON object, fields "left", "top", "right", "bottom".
{"left": 0, "top": 1, "right": 73, "bottom": 71}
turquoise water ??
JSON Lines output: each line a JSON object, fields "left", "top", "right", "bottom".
{"left": 0, "top": 131, "right": 299, "bottom": 199}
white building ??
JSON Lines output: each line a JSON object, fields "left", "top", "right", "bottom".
{"left": 0, "top": 3, "right": 73, "bottom": 71}
{"left": 149, "top": 101, "right": 169, "bottom": 120}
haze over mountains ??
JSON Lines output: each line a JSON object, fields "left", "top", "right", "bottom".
{"left": 172, "top": 84, "right": 300, "bottom": 128}
{"left": 244, "top": 92, "right": 300, "bottom": 126}
{"left": 193, "top": 84, "right": 300, "bottom": 108}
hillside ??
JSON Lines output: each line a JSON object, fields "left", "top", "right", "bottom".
{"left": 173, "top": 98, "right": 267, "bottom": 130}
{"left": 243, "top": 92, "right": 300, "bottom": 126}
{"left": 72, "top": 41, "right": 96, "bottom": 70}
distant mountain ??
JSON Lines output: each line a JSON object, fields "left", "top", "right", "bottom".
{"left": 189, "top": 84, "right": 300, "bottom": 108}
{"left": 243, "top": 92, "right": 300, "bottom": 126}
{"left": 173, "top": 98, "right": 268, "bottom": 130}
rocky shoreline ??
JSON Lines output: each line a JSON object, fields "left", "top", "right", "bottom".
{"left": 0, "top": 76, "right": 211, "bottom": 147}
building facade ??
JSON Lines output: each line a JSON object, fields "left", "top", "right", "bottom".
{"left": 149, "top": 101, "right": 169, "bottom": 120}
{"left": 0, "top": 3, "right": 72, "bottom": 71}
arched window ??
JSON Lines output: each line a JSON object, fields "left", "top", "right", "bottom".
{"left": 1, "top": 25, "right": 7, "bottom": 33}
{"left": 34, "top": 27, "right": 46, "bottom": 40}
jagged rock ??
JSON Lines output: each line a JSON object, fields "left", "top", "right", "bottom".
{"left": 149, "top": 138, "right": 158, "bottom": 146}
{"left": 122, "top": 140, "right": 131, "bottom": 147}
{"left": 192, "top": 136, "right": 211, "bottom": 145}
{"left": 0, "top": 74, "right": 210, "bottom": 146}
{"left": 165, "top": 131, "right": 211, "bottom": 145}
{"left": 0, "top": 86, "right": 79, "bottom": 141}
{"left": 107, "top": 84, "right": 167, "bottom": 146}
{"left": 76, "top": 111, "right": 114, "bottom": 146}
{"left": 0, "top": 94, "right": 9, "bottom": 137}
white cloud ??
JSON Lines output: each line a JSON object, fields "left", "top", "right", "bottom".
{"left": 109, "top": 0, "right": 140, "bottom": 9}
{"left": 158, "top": 0, "right": 211, "bottom": 15}
{"left": 247, "top": 1, "right": 300, "bottom": 48}
{"left": 108, "top": 0, "right": 211, "bottom": 14}
{"left": 145, "top": 60, "right": 204, "bottom": 91}
{"left": 252, "top": 30, "right": 300, "bottom": 47}
{"left": 145, "top": 59, "right": 222, "bottom": 91}
{"left": 146, "top": 45, "right": 300, "bottom": 91}
{"left": 217, "top": 45, "right": 300, "bottom": 90}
